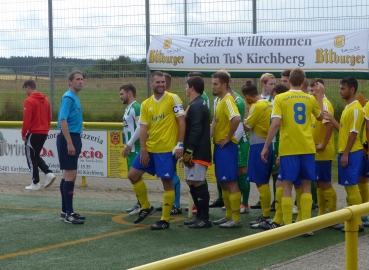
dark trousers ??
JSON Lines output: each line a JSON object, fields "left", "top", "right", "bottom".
{"left": 25, "top": 134, "right": 52, "bottom": 184}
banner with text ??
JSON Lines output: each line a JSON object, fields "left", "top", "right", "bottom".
{"left": 147, "top": 30, "right": 369, "bottom": 78}
{"left": 0, "top": 129, "right": 107, "bottom": 177}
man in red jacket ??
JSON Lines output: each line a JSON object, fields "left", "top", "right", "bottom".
{"left": 22, "top": 80, "right": 55, "bottom": 190}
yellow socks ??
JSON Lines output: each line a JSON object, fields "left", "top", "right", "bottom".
{"left": 300, "top": 193, "right": 312, "bottom": 221}
{"left": 295, "top": 187, "right": 302, "bottom": 222}
{"left": 222, "top": 190, "right": 232, "bottom": 219}
{"left": 258, "top": 184, "right": 271, "bottom": 218}
{"left": 323, "top": 187, "right": 337, "bottom": 212}
{"left": 273, "top": 187, "right": 283, "bottom": 225}
{"left": 345, "top": 185, "right": 362, "bottom": 206}
{"left": 229, "top": 191, "right": 241, "bottom": 222}
{"left": 161, "top": 190, "right": 175, "bottom": 222}
{"left": 132, "top": 180, "right": 150, "bottom": 209}
{"left": 358, "top": 182, "right": 369, "bottom": 203}
{"left": 345, "top": 185, "right": 362, "bottom": 226}
{"left": 317, "top": 188, "right": 326, "bottom": 215}
{"left": 281, "top": 197, "right": 293, "bottom": 225}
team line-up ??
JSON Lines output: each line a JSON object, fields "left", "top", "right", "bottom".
{"left": 21, "top": 68, "right": 369, "bottom": 233}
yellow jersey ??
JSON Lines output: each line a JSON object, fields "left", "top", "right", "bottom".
{"left": 338, "top": 100, "right": 364, "bottom": 154}
{"left": 140, "top": 92, "right": 184, "bottom": 153}
{"left": 213, "top": 93, "right": 240, "bottom": 144}
{"left": 272, "top": 90, "right": 321, "bottom": 156}
{"left": 245, "top": 99, "right": 273, "bottom": 142}
{"left": 361, "top": 101, "right": 369, "bottom": 143}
{"left": 311, "top": 97, "right": 335, "bottom": 161}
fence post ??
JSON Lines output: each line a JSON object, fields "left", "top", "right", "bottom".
{"left": 145, "top": 0, "right": 151, "bottom": 98}
{"left": 81, "top": 123, "right": 87, "bottom": 187}
{"left": 48, "top": 0, "right": 55, "bottom": 113}
{"left": 345, "top": 215, "right": 359, "bottom": 270}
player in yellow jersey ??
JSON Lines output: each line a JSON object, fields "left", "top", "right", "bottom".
{"left": 211, "top": 71, "right": 242, "bottom": 228}
{"left": 309, "top": 79, "right": 337, "bottom": 216}
{"left": 261, "top": 68, "right": 324, "bottom": 229}
{"left": 128, "top": 71, "right": 185, "bottom": 230}
{"left": 324, "top": 77, "right": 365, "bottom": 232}
{"left": 241, "top": 82, "right": 274, "bottom": 229}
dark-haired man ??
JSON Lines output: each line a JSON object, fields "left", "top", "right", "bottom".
{"left": 22, "top": 80, "right": 55, "bottom": 191}
{"left": 120, "top": 83, "right": 142, "bottom": 215}
{"left": 211, "top": 71, "right": 242, "bottom": 228}
{"left": 323, "top": 77, "right": 364, "bottom": 232}
{"left": 128, "top": 71, "right": 185, "bottom": 230}
{"left": 182, "top": 76, "right": 212, "bottom": 228}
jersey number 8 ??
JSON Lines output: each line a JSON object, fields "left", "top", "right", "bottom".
{"left": 293, "top": 103, "right": 306, "bottom": 124}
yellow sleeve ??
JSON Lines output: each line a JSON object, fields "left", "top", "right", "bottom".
{"left": 272, "top": 96, "right": 282, "bottom": 118}
{"left": 312, "top": 98, "right": 321, "bottom": 118}
{"left": 322, "top": 100, "right": 334, "bottom": 124}
{"left": 363, "top": 102, "right": 369, "bottom": 120}
{"left": 245, "top": 104, "right": 260, "bottom": 129}
{"left": 225, "top": 98, "right": 240, "bottom": 120}
{"left": 139, "top": 100, "right": 148, "bottom": 124}
{"left": 350, "top": 108, "right": 361, "bottom": 133}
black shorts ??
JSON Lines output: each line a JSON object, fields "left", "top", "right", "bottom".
{"left": 56, "top": 132, "right": 82, "bottom": 170}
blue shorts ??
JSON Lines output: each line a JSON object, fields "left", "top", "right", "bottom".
{"left": 338, "top": 150, "right": 363, "bottom": 186}
{"left": 277, "top": 174, "right": 302, "bottom": 186}
{"left": 360, "top": 155, "right": 369, "bottom": 178}
{"left": 279, "top": 154, "right": 316, "bottom": 182}
{"left": 131, "top": 151, "right": 176, "bottom": 179}
{"left": 247, "top": 143, "right": 273, "bottom": 185}
{"left": 56, "top": 133, "right": 82, "bottom": 170}
{"left": 315, "top": 161, "right": 332, "bottom": 182}
{"left": 214, "top": 142, "right": 238, "bottom": 182}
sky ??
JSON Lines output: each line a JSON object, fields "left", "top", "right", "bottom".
{"left": 0, "top": 0, "right": 368, "bottom": 60}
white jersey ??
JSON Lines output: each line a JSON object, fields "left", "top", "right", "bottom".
{"left": 123, "top": 101, "right": 141, "bottom": 152}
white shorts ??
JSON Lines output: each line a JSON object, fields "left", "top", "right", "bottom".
{"left": 184, "top": 163, "right": 207, "bottom": 181}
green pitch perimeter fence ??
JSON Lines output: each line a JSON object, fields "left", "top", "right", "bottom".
{"left": 0, "top": 0, "right": 369, "bottom": 121}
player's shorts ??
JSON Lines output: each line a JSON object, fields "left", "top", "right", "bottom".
{"left": 277, "top": 174, "right": 302, "bottom": 186}
{"left": 214, "top": 142, "right": 238, "bottom": 182}
{"left": 184, "top": 163, "right": 207, "bottom": 181}
{"left": 238, "top": 139, "right": 250, "bottom": 168}
{"left": 279, "top": 154, "right": 316, "bottom": 182}
{"left": 247, "top": 143, "right": 273, "bottom": 185}
{"left": 338, "top": 150, "right": 363, "bottom": 186}
{"left": 271, "top": 140, "right": 279, "bottom": 171}
{"left": 132, "top": 151, "right": 176, "bottom": 180}
{"left": 315, "top": 160, "right": 332, "bottom": 182}
{"left": 56, "top": 132, "right": 82, "bottom": 170}
{"left": 360, "top": 155, "right": 369, "bottom": 178}
{"left": 126, "top": 152, "right": 138, "bottom": 171}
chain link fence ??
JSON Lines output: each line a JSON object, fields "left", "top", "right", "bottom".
{"left": 0, "top": 0, "right": 368, "bottom": 121}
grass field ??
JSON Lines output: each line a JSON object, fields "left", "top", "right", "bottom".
{"left": 0, "top": 193, "right": 366, "bottom": 270}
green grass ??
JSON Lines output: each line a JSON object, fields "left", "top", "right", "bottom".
{"left": 0, "top": 193, "right": 366, "bottom": 270}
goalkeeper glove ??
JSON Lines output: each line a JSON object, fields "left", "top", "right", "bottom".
{"left": 183, "top": 149, "right": 194, "bottom": 168}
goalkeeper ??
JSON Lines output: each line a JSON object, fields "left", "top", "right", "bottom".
{"left": 182, "top": 76, "right": 212, "bottom": 228}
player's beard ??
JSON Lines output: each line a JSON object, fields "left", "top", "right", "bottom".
{"left": 153, "top": 87, "right": 165, "bottom": 95}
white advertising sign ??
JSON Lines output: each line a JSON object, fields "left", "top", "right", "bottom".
{"left": 147, "top": 30, "right": 369, "bottom": 76}
{"left": 0, "top": 129, "right": 107, "bottom": 177}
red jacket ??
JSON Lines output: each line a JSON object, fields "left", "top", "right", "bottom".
{"left": 21, "top": 92, "right": 51, "bottom": 137}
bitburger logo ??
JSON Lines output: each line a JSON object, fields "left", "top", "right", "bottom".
{"left": 334, "top": 35, "right": 345, "bottom": 48}
{"left": 163, "top": 39, "right": 172, "bottom": 49}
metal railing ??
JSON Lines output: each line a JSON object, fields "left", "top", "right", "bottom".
{"left": 129, "top": 203, "right": 369, "bottom": 270}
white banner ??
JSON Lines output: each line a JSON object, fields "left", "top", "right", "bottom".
{"left": 0, "top": 129, "right": 107, "bottom": 177}
{"left": 147, "top": 30, "right": 369, "bottom": 75}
